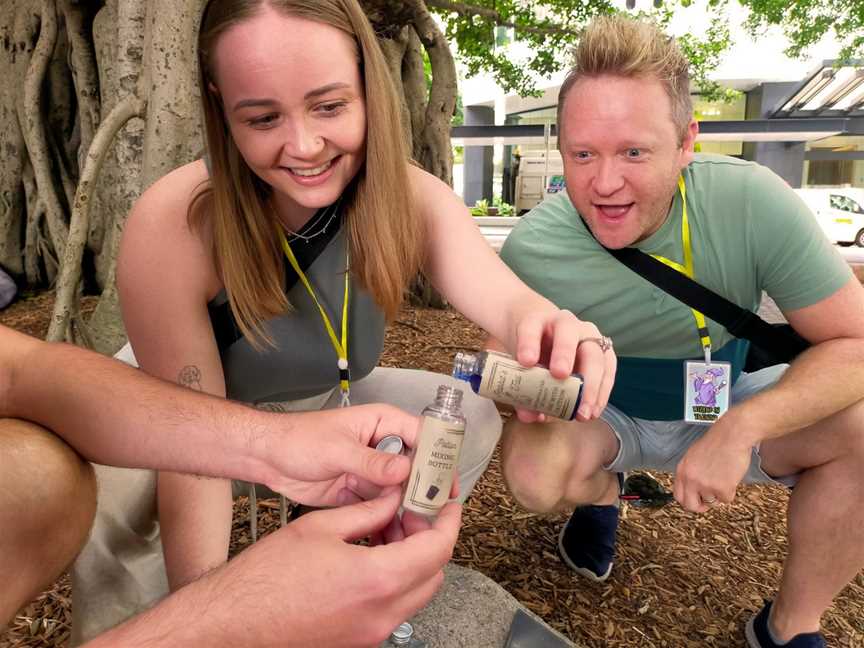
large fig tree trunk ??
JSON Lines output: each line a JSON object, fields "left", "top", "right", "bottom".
{"left": 363, "top": 0, "right": 457, "bottom": 184}
{"left": 364, "top": 0, "right": 458, "bottom": 307}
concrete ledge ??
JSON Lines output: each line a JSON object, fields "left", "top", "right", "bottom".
{"left": 382, "top": 564, "right": 579, "bottom": 647}
{"left": 473, "top": 216, "right": 519, "bottom": 252}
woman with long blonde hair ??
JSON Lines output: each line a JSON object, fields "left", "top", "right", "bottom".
{"left": 71, "top": 0, "right": 616, "bottom": 639}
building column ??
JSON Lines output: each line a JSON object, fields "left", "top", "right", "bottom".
{"left": 463, "top": 105, "right": 494, "bottom": 207}
{"left": 743, "top": 82, "right": 806, "bottom": 187}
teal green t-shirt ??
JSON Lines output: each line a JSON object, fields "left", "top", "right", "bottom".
{"left": 500, "top": 154, "right": 852, "bottom": 420}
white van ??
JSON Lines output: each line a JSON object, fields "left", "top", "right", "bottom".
{"left": 794, "top": 188, "right": 864, "bottom": 247}
{"left": 514, "top": 151, "right": 564, "bottom": 214}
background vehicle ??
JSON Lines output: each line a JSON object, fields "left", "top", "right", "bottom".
{"left": 794, "top": 188, "right": 864, "bottom": 247}
{"left": 514, "top": 151, "right": 564, "bottom": 214}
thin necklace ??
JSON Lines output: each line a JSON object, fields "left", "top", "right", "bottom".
{"left": 282, "top": 198, "right": 342, "bottom": 243}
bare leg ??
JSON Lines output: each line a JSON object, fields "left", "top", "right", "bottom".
{"left": 0, "top": 418, "right": 96, "bottom": 625}
{"left": 500, "top": 417, "right": 619, "bottom": 513}
{"left": 758, "top": 399, "right": 864, "bottom": 641}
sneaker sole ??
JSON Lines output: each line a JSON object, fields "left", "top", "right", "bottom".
{"left": 557, "top": 525, "right": 613, "bottom": 583}
{"left": 744, "top": 615, "right": 761, "bottom": 647}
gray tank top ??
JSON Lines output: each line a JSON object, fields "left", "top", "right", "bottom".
{"left": 200, "top": 154, "right": 384, "bottom": 403}
{"left": 207, "top": 212, "right": 385, "bottom": 404}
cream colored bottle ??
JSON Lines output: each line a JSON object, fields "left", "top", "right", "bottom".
{"left": 452, "top": 350, "right": 584, "bottom": 420}
{"left": 402, "top": 385, "right": 466, "bottom": 517}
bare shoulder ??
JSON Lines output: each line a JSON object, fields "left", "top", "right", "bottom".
{"left": 406, "top": 163, "right": 450, "bottom": 195}
{"left": 125, "top": 160, "right": 211, "bottom": 242}
{"left": 118, "top": 159, "right": 219, "bottom": 298}
{"left": 405, "top": 163, "right": 466, "bottom": 220}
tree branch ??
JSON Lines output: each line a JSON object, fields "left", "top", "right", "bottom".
{"left": 60, "top": 0, "right": 101, "bottom": 172}
{"left": 402, "top": 28, "right": 427, "bottom": 160}
{"left": 425, "top": 0, "right": 575, "bottom": 38}
{"left": 20, "top": 0, "right": 70, "bottom": 266}
{"left": 405, "top": 0, "right": 456, "bottom": 183}
{"left": 48, "top": 94, "right": 146, "bottom": 343}
{"left": 377, "top": 27, "right": 413, "bottom": 145}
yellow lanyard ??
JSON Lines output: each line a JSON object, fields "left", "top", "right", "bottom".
{"left": 279, "top": 229, "right": 351, "bottom": 406}
{"left": 650, "top": 176, "right": 713, "bottom": 363}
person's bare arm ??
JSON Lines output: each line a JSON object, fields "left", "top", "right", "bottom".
{"left": 674, "top": 277, "right": 864, "bottom": 511}
{"left": 83, "top": 491, "right": 460, "bottom": 648}
{"left": 0, "top": 324, "right": 417, "bottom": 501}
{"left": 725, "top": 277, "right": 864, "bottom": 443}
{"left": 409, "top": 165, "right": 616, "bottom": 422}
{"left": 117, "top": 162, "right": 237, "bottom": 590}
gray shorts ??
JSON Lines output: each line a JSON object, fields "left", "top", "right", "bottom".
{"left": 601, "top": 363, "right": 798, "bottom": 487}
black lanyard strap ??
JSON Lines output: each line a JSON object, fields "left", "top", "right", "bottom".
{"left": 604, "top": 244, "right": 810, "bottom": 362}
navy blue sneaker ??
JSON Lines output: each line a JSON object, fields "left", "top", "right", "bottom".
{"left": 746, "top": 600, "right": 826, "bottom": 647}
{"left": 557, "top": 504, "right": 618, "bottom": 582}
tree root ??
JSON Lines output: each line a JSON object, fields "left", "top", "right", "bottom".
{"left": 377, "top": 29, "right": 412, "bottom": 142}
{"left": 60, "top": 0, "right": 100, "bottom": 172}
{"left": 48, "top": 93, "right": 146, "bottom": 343}
{"left": 20, "top": 0, "right": 70, "bottom": 263}
{"left": 21, "top": 161, "right": 45, "bottom": 284}
{"left": 402, "top": 27, "right": 428, "bottom": 160}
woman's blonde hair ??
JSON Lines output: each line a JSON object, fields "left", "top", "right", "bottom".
{"left": 557, "top": 15, "right": 692, "bottom": 144}
{"left": 192, "top": 0, "right": 423, "bottom": 348}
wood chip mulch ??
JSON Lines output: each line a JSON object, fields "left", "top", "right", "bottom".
{"left": 2, "top": 296, "right": 863, "bottom": 647}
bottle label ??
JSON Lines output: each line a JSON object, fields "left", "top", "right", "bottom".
{"left": 403, "top": 416, "right": 465, "bottom": 515}
{"left": 479, "top": 353, "right": 583, "bottom": 419}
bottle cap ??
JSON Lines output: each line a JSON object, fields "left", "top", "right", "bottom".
{"left": 451, "top": 350, "right": 473, "bottom": 381}
{"left": 390, "top": 622, "right": 414, "bottom": 645}
{"left": 375, "top": 435, "right": 404, "bottom": 455}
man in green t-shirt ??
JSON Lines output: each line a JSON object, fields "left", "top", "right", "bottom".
{"left": 496, "top": 15, "right": 864, "bottom": 648}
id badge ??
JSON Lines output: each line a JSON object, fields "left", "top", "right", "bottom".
{"left": 684, "top": 360, "right": 731, "bottom": 424}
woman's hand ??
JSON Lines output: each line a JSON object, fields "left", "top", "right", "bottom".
{"left": 506, "top": 308, "right": 617, "bottom": 423}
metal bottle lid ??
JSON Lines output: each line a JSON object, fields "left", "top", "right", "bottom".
{"left": 389, "top": 622, "right": 414, "bottom": 645}
{"left": 375, "top": 435, "right": 404, "bottom": 455}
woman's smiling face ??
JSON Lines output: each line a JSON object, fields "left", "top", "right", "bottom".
{"left": 211, "top": 6, "right": 367, "bottom": 228}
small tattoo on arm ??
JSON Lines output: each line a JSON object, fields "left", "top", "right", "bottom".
{"left": 178, "top": 365, "right": 203, "bottom": 391}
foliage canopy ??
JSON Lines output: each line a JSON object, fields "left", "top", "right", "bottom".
{"left": 426, "top": 0, "right": 859, "bottom": 103}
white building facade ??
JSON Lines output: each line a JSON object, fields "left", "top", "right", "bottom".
{"left": 455, "top": 2, "right": 864, "bottom": 212}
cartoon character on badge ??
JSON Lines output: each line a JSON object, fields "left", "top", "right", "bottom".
{"left": 690, "top": 367, "right": 728, "bottom": 407}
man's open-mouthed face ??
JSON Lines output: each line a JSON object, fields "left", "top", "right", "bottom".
{"left": 559, "top": 74, "right": 698, "bottom": 249}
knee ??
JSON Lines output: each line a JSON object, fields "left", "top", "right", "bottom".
{"left": 500, "top": 419, "right": 572, "bottom": 513}
{"left": 0, "top": 419, "right": 96, "bottom": 623}
{"left": 846, "top": 412, "right": 864, "bottom": 466}
{"left": 0, "top": 418, "right": 97, "bottom": 555}
{"left": 836, "top": 400, "right": 864, "bottom": 465}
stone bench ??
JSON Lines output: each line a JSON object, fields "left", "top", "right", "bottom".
{"left": 473, "top": 216, "right": 519, "bottom": 252}
{"left": 381, "top": 564, "right": 579, "bottom": 647}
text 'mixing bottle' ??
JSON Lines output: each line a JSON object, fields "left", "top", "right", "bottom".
{"left": 452, "top": 350, "right": 583, "bottom": 420}
{"left": 402, "top": 385, "right": 466, "bottom": 517}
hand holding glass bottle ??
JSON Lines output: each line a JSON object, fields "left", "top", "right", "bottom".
{"left": 479, "top": 323, "right": 616, "bottom": 422}
{"left": 402, "top": 385, "right": 466, "bottom": 517}
{"left": 453, "top": 350, "right": 584, "bottom": 420}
